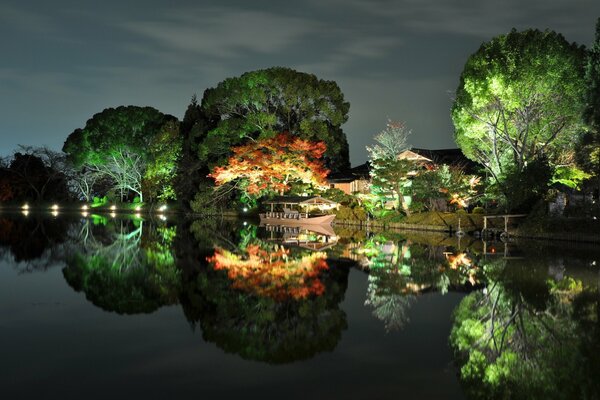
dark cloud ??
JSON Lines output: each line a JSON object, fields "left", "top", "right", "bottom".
{"left": 0, "top": 0, "right": 599, "bottom": 165}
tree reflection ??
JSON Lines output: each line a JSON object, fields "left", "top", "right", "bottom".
{"left": 180, "top": 225, "right": 349, "bottom": 364}
{"left": 358, "top": 234, "right": 483, "bottom": 332}
{"left": 450, "top": 257, "right": 600, "bottom": 399}
{"left": 63, "top": 218, "right": 181, "bottom": 314}
{"left": 0, "top": 215, "right": 72, "bottom": 272}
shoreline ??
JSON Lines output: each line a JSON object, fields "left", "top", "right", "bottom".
{"left": 2, "top": 205, "right": 599, "bottom": 244}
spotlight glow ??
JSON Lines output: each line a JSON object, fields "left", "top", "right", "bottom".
{"left": 110, "top": 205, "right": 117, "bottom": 211}
{"left": 158, "top": 205, "right": 167, "bottom": 212}
{"left": 22, "top": 204, "right": 29, "bottom": 210}
{"left": 81, "top": 205, "right": 88, "bottom": 211}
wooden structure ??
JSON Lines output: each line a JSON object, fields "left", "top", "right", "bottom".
{"left": 260, "top": 196, "right": 338, "bottom": 226}
{"left": 481, "top": 214, "right": 527, "bottom": 238}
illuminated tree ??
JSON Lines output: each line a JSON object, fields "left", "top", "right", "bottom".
{"left": 199, "top": 67, "right": 350, "bottom": 171}
{"left": 63, "top": 106, "right": 179, "bottom": 202}
{"left": 366, "top": 120, "right": 412, "bottom": 160}
{"left": 577, "top": 18, "right": 600, "bottom": 196}
{"left": 209, "top": 132, "right": 329, "bottom": 199}
{"left": 367, "top": 120, "right": 415, "bottom": 214}
{"left": 369, "top": 158, "right": 415, "bottom": 215}
{"left": 142, "top": 120, "right": 182, "bottom": 202}
{"left": 452, "top": 29, "right": 586, "bottom": 187}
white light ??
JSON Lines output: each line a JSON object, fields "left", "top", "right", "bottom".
{"left": 22, "top": 203, "right": 29, "bottom": 210}
{"left": 158, "top": 205, "right": 167, "bottom": 212}
{"left": 51, "top": 204, "right": 59, "bottom": 211}
{"left": 135, "top": 213, "right": 141, "bottom": 219}
{"left": 243, "top": 207, "right": 248, "bottom": 212}
{"left": 243, "top": 221, "right": 247, "bottom": 226}
{"left": 110, "top": 212, "right": 116, "bottom": 218}
{"left": 159, "top": 214, "right": 167, "bottom": 221}
{"left": 110, "top": 205, "right": 117, "bottom": 211}
{"left": 135, "top": 206, "right": 142, "bottom": 211}
{"left": 51, "top": 210, "right": 59, "bottom": 217}
{"left": 82, "top": 211, "right": 89, "bottom": 217}
{"left": 22, "top": 210, "right": 29, "bottom": 217}
{"left": 81, "top": 204, "right": 88, "bottom": 211}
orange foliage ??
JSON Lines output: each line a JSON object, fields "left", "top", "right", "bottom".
{"left": 207, "top": 245, "right": 329, "bottom": 300}
{"left": 445, "top": 252, "right": 479, "bottom": 286}
{"left": 209, "top": 133, "right": 329, "bottom": 195}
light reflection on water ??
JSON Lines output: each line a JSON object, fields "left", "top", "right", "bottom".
{"left": 0, "top": 213, "right": 598, "bottom": 399}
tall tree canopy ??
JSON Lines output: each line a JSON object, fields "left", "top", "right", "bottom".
{"left": 452, "top": 29, "right": 587, "bottom": 185}
{"left": 198, "top": 67, "right": 350, "bottom": 172}
{"left": 63, "top": 106, "right": 180, "bottom": 202}
{"left": 584, "top": 18, "right": 600, "bottom": 130}
{"left": 577, "top": 18, "right": 600, "bottom": 183}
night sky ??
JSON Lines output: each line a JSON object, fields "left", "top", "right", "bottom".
{"left": 2, "top": 0, "right": 599, "bottom": 165}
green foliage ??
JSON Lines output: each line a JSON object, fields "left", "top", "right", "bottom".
{"left": 584, "top": 18, "right": 600, "bottom": 131}
{"left": 63, "top": 106, "right": 179, "bottom": 202}
{"left": 502, "top": 158, "right": 553, "bottom": 212}
{"left": 62, "top": 221, "right": 181, "bottom": 314}
{"left": 577, "top": 20, "right": 600, "bottom": 179}
{"left": 91, "top": 196, "right": 108, "bottom": 207}
{"left": 550, "top": 165, "right": 591, "bottom": 189}
{"left": 450, "top": 261, "right": 600, "bottom": 400}
{"left": 452, "top": 29, "right": 586, "bottom": 186}
{"left": 143, "top": 120, "right": 183, "bottom": 201}
{"left": 369, "top": 158, "right": 415, "bottom": 215}
{"left": 199, "top": 67, "right": 350, "bottom": 171}
{"left": 335, "top": 206, "right": 367, "bottom": 221}
{"left": 472, "top": 206, "right": 484, "bottom": 214}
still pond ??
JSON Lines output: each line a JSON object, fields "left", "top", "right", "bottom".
{"left": 0, "top": 213, "right": 598, "bottom": 399}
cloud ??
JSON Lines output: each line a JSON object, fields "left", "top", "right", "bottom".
{"left": 320, "top": 0, "right": 599, "bottom": 41}
{"left": 121, "top": 8, "right": 319, "bottom": 58}
{"left": 0, "top": 3, "right": 59, "bottom": 35}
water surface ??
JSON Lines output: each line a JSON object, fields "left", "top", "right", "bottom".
{"left": 0, "top": 213, "right": 598, "bottom": 399}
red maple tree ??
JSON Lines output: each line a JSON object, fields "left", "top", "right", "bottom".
{"left": 209, "top": 133, "right": 329, "bottom": 196}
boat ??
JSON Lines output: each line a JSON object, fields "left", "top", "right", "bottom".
{"left": 259, "top": 196, "right": 338, "bottom": 226}
{"left": 261, "top": 224, "right": 338, "bottom": 251}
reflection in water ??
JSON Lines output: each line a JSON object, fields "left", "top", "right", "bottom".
{"left": 178, "top": 222, "right": 349, "bottom": 363}
{"left": 0, "top": 215, "right": 72, "bottom": 272}
{"left": 450, "top": 255, "right": 600, "bottom": 399}
{"left": 208, "top": 245, "right": 329, "bottom": 300}
{"left": 2, "top": 212, "right": 599, "bottom": 383}
{"left": 354, "top": 234, "right": 483, "bottom": 332}
{"left": 63, "top": 218, "right": 181, "bottom": 314}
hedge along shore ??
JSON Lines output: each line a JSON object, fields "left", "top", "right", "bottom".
{"left": 334, "top": 218, "right": 600, "bottom": 244}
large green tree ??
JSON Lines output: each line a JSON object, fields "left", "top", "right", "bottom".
{"left": 452, "top": 29, "right": 587, "bottom": 187}
{"left": 577, "top": 18, "right": 600, "bottom": 194}
{"left": 198, "top": 67, "right": 350, "bottom": 171}
{"left": 63, "top": 106, "right": 180, "bottom": 202}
